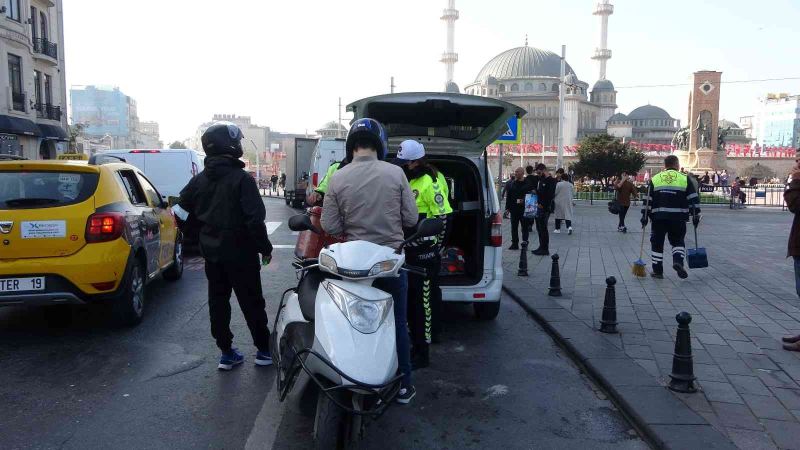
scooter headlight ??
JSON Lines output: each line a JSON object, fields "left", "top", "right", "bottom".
{"left": 319, "top": 253, "right": 338, "bottom": 274}
{"left": 323, "top": 282, "right": 393, "bottom": 334}
{"left": 368, "top": 259, "right": 400, "bottom": 277}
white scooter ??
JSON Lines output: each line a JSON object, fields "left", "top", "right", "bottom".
{"left": 272, "top": 214, "right": 443, "bottom": 449}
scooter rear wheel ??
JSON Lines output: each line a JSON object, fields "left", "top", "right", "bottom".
{"left": 313, "top": 389, "right": 347, "bottom": 450}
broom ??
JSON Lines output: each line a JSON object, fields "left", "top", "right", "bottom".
{"left": 632, "top": 184, "right": 650, "bottom": 277}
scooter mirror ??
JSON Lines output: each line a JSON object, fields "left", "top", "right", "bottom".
{"left": 288, "top": 214, "right": 316, "bottom": 233}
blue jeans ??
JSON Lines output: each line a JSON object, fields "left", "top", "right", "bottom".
{"left": 374, "top": 272, "right": 411, "bottom": 388}
{"left": 794, "top": 257, "right": 800, "bottom": 299}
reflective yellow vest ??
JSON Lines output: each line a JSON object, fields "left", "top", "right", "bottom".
{"left": 410, "top": 172, "right": 453, "bottom": 218}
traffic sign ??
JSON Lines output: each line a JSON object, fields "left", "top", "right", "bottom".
{"left": 494, "top": 117, "right": 521, "bottom": 144}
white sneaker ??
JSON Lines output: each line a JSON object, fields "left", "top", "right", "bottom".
{"left": 554, "top": 229, "right": 561, "bottom": 234}
{"left": 568, "top": 227, "right": 573, "bottom": 235}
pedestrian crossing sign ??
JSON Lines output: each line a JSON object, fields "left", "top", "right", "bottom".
{"left": 494, "top": 117, "right": 521, "bottom": 144}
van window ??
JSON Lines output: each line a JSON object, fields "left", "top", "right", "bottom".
{"left": 0, "top": 171, "right": 99, "bottom": 209}
{"left": 144, "top": 152, "right": 191, "bottom": 196}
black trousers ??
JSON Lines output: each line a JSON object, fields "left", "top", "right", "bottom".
{"left": 535, "top": 213, "right": 550, "bottom": 251}
{"left": 407, "top": 251, "right": 440, "bottom": 350}
{"left": 554, "top": 219, "right": 572, "bottom": 229}
{"left": 650, "top": 220, "right": 687, "bottom": 273}
{"left": 205, "top": 260, "right": 270, "bottom": 353}
{"left": 618, "top": 206, "right": 630, "bottom": 228}
{"left": 509, "top": 210, "right": 529, "bottom": 244}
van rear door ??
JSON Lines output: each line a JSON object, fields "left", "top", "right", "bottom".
{"left": 142, "top": 151, "right": 191, "bottom": 199}
{"left": 347, "top": 93, "right": 526, "bottom": 155}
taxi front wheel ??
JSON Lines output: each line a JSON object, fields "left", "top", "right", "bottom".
{"left": 113, "top": 259, "right": 146, "bottom": 327}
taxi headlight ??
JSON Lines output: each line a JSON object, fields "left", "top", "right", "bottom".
{"left": 323, "top": 282, "right": 392, "bottom": 334}
{"left": 319, "top": 253, "right": 337, "bottom": 274}
{"left": 368, "top": 259, "right": 400, "bottom": 277}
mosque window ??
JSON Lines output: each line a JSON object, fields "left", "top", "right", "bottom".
{"left": 499, "top": 84, "right": 505, "bottom": 92}
{"left": 539, "top": 83, "right": 547, "bottom": 91}
{"left": 510, "top": 83, "right": 519, "bottom": 92}
{"left": 482, "top": 88, "right": 487, "bottom": 95}
{"left": 552, "top": 83, "right": 559, "bottom": 92}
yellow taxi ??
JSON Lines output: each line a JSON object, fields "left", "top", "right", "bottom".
{"left": 0, "top": 155, "right": 183, "bottom": 326}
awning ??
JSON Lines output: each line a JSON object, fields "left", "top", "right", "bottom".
{"left": 0, "top": 115, "right": 41, "bottom": 137}
{"left": 38, "top": 124, "right": 69, "bottom": 141}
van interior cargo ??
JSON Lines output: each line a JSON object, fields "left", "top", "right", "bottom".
{"left": 428, "top": 156, "right": 485, "bottom": 286}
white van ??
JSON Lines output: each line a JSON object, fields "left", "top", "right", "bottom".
{"left": 347, "top": 93, "right": 525, "bottom": 320}
{"left": 99, "top": 149, "right": 205, "bottom": 199}
{"left": 307, "top": 138, "right": 345, "bottom": 197}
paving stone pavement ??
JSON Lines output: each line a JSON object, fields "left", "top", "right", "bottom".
{"left": 501, "top": 203, "right": 800, "bottom": 450}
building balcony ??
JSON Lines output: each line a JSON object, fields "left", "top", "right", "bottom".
{"left": 32, "top": 38, "right": 58, "bottom": 60}
{"left": 11, "top": 92, "right": 26, "bottom": 112}
{"left": 440, "top": 52, "right": 458, "bottom": 63}
{"left": 594, "top": 3, "right": 614, "bottom": 15}
{"left": 592, "top": 49, "right": 612, "bottom": 60}
{"left": 441, "top": 8, "right": 459, "bottom": 20}
{"left": 34, "top": 103, "right": 61, "bottom": 121}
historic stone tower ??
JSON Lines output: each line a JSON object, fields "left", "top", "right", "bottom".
{"left": 684, "top": 71, "right": 725, "bottom": 169}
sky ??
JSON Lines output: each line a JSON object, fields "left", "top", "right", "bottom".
{"left": 64, "top": 0, "right": 800, "bottom": 145}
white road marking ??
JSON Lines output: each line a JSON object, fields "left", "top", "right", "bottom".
{"left": 245, "top": 384, "right": 284, "bottom": 450}
{"left": 266, "top": 222, "right": 282, "bottom": 235}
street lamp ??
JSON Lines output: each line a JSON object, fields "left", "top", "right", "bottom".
{"left": 248, "top": 139, "right": 260, "bottom": 188}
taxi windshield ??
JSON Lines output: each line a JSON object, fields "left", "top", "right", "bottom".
{"left": 0, "top": 171, "right": 99, "bottom": 209}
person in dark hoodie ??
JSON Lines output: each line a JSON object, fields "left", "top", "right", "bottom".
{"left": 175, "top": 122, "right": 274, "bottom": 371}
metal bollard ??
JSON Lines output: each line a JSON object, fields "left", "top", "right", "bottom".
{"left": 599, "top": 276, "right": 618, "bottom": 333}
{"left": 668, "top": 312, "right": 697, "bottom": 393}
{"left": 548, "top": 254, "right": 562, "bottom": 296}
{"left": 517, "top": 242, "right": 528, "bottom": 277}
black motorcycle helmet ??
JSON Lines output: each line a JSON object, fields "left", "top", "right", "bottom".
{"left": 202, "top": 122, "right": 244, "bottom": 158}
{"left": 345, "top": 118, "right": 388, "bottom": 162}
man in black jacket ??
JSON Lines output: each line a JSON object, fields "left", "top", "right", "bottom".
{"left": 176, "top": 122, "right": 274, "bottom": 371}
{"left": 505, "top": 167, "right": 530, "bottom": 250}
{"left": 532, "top": 163, "right": 557, "bottom": 256}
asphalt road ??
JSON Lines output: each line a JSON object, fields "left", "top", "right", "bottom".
{"left": 0, "top": 197, "right": 647, "bottom": 450}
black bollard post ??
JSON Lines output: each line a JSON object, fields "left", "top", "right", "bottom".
{"left": 669, "top": 312, "right": 697, "bottom": 393}
{"left": 517, "top": 242, "right": 528, "bottom": 277}
{"left": 599, "top": 276, "right": 618, "bottom": 333}
{"left": 548, "top": 254, "right": 562, "bottom": 296}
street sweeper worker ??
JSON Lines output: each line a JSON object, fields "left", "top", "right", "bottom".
{"left": 640, "top": 155, "right": 700, "bottom": 279}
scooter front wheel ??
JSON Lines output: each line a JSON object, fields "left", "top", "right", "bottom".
{"left": 313, "top": 389, "right": 347, "bottom": 450}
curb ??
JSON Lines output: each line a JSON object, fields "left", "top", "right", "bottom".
{"left": 503, "top": 284, "right": 737, "bottom": 450}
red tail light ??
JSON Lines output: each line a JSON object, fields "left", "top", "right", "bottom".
{"left": 490, "top": 213, "right": 502, "bottom": 247}
{"left": 312, "top": 172, "right": 319, "bottom": 187}
{"left": 86, "top": 212, "right": 125, "bottom": 243}
{"left": 130, "top": 150, "right": 161, "bottom": 153}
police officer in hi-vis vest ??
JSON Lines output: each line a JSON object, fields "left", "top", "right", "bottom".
{"left": 641, "top": 155, "right": 701, "bottom": 279}
{"left": 392, "top": 140, "right": 453, "bottom": 369}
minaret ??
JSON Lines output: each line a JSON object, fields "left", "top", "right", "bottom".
{"left": 592, "top": 0, "right": 614, "bottom": 80}
{"left": 440, "top": 0, "right": 459, "bottom": 87}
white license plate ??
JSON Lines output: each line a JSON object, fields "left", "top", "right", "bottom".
{"left": 0, "top": 277, "right": 45, "bottom": 293}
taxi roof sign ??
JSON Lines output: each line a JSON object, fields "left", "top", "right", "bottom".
{"left": 493, "top": 117, "right": 521, "bottom": 144}
{"left": 57, "top": 153, "right": 89, "bottom": 161}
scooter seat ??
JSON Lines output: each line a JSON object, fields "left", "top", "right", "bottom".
{"left": 297, "top": 269, "right": 326, "bottom": 321}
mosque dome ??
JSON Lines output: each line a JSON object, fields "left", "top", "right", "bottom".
{"left": 593, "top": 79, "right": 615, "bottom": 91}
{"left": 445, "top": 81, "right": 461, "bottom": 93}
{"left": 608, "top": 113, "right": 629, "bottom": 123}
{"left": 719, "top": 119, "right": 740, "bottom": 129}
{"left": 475, "top": 46, "right": 576, "bottom": 82}
{"left": 628, "top": 105, "right": 672, "bottom": 120}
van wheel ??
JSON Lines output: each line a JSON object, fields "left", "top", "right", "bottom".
{"left": 163, "top": 236, "right": 184, "bottom": 281}
{"left": 473, "top": 301, "right": 500, "bottom": 320}
{"left": 113, "top": 260, "right": 146, "bottom": 327}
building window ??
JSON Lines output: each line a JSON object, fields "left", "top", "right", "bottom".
{"left": 510, "top": 83, "right": 519, "bottom": 92}
{"left": 552, "top": 83, "right": 559, "bottom": 92}
{"left": 44, "top": 73, "right": 52, "bottom": 105}
{"left": 29, "top": 6, "right": 37, "bottom": 39}
{"left": 482, "top": 88, "right": 486, "bottom": 95}
{"left": 538, "top": 83, "right": 545, "bottom": 91}
{"left": 499, "top": 84, "right": 505, "bottom": 92}
{"left": 33, "top": 69, "right": 41, "bottom": 108}
{"left": 39, "top": 11, "right": 48, "bottom": 42}
{"left": 8, "top": 53, "right": 24, "bottom": 111}
{"left": 6, "top": 0, "right": 20, "bottom": 21}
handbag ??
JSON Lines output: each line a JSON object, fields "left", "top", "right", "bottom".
{"left": 608, "top": 190, "right": 621, "bottom": 215}
{"left": 523, "top": 193, "right": 538, "bottom": 219}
